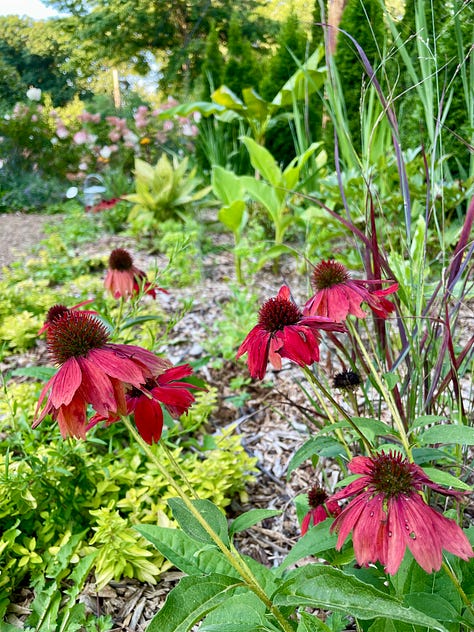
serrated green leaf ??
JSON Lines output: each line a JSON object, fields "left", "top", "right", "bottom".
{"left": 200, "top": 592, "right": 266, "bottom": 630}
{"left": 274, "top": 566, "right": 449, "bottom": 631}
{"left": 418, "top": 424, "right": 474, "bottom": 446}
{"left": 146, "top": 574, "right": 242, "bottom": 632}
{"left": 168, "top": 498, "right": 230, "bottom": 546}
{"left": 297, "top": 611, "right": 332, "bottom": 631}
{"left": 229, "top": 509, "right": 282, "bottom": 537}
{"left": 287, "top": 437, "right": 345, "bottom": 479}
{"left": 277, "top": 521, "right": 337, "bottom": 573}
{"left": 421, "top": 467, "right": 472, "bottom": 491}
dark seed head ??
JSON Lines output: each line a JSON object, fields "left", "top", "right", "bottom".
{"left": 258, "top": 295, "right": 302, "bottom": 333}
{"left": 312, "top": 260, "right": 350, "bottom": 291}
{"left": 47, "top": 311, "right": 109, "bottom": 365}
{"left": 370, "top": 452, "right": 416, "bottom": 499}
{"left": 333, "top": 370, "right": 362, "bottom": 391}
{"left": 308, "top": 486, "right": 329, "bottom": 508}
{"left": 109, "top": 248, "right": 133, "bottom": 271}
{"left": 45, "top": 304, "right": 70, "bottom": 325}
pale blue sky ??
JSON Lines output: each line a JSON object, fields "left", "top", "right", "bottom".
{"left": 0, "top": 0, "right": 58, "bottom": 19}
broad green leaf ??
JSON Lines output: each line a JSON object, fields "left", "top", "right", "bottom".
{"left": 421, "top": 467, "right": 472, "bottom": 491}
{"left": 212, "top": 166, "right": 245, "bottom": 205}
{"left": 277, "top": 521, "right": 337, "bottom": 573}
{"left": 168, "top": 497, "right": 230, "bottom": 546}
{"left": 256, "top": 245, "right": 294, "bottom": 269}
{"left": 272, "top": 46, "right": 326, "bottom": 106}
{"left": 212, "top": 86, "right": 244, "bottom": 110}
{"left": 287, "top": 437, "right": 346, "bottom": 479}
{"left": 135, "top": 525, "right": 218, "bottom": 575}
{"left": 241, "top": 137, "right": 282, "bottom": 187}
{"left": 412, "top": 447, "right": 457, "bottom": 465}
{"left": 297, "top": 611, "right": 332, "bottom": 632}
{"left": 418, "top": 424, "right": 474, "bottom": 445}
{"left": 273, "top": 565, "right": 448, "bottom": 631}
{"left": 11, "top": 366, "right": 56, "bottom": 381}
{"left": 382, "top": 372, "right": 399, "bottom": 390}
{"left": 146, "top": 574, "right": 242, "bottom": 632}
{"left": 409, "top": 415, "right": 448, "bottom": 432}
{"left": 229, "top": 509, "right": 282, "bottom": 538}
{"left": 404, "top": 593, "right": 461, "bottom": 623}
{"left": 154, "top": 101, "right": 225, "bottom": 118}
{"left": 320, "top": 417, "right": 398, "bottom": 443}
{"left": 200, "top": 592, "right": 266, "bottom": 630}
{"left": 242, "top": 88, "right": 275, "bottom": 123}
{"left": 241, "top": 177, "right": 280, "bottom": 218}
{"left": 218, "top": 201, "right": 247, "bottom": 232}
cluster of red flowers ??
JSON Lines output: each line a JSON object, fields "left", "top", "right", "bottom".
{"left": 237, "top": 260, "right": 398, "bottom": 380}
{"left": 85, "top": 197, "right": 122, "bottom": 213}
{"left": 237, "top": 260, "right": 472, "bottom": 574}
{"left": 34, "top": 302, "right": 198, "bottom": 444}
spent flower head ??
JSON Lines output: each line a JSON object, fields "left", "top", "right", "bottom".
{"left": 104, "top": 248, "right": 167, "bottom": 300}
{"left": 301, "top": 486, "right": 341, "bottom": 535}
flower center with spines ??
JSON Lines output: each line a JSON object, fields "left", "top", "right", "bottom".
{"left": 312, "top": 260, "right": 350, "bottom": 290}
{"left": 258, "top": 296, "right": 302, "bottom": 332}
{"left": 369, "top": 452, "right": 416, "bottom": 498}
{"left": 45, "top": 304, "right": 70, "bottom": 324}
{"left": 308, "top": 486, "right": 328, "bottom": 508}
{"left": 47, "top": 311, "right": 110, "bottom": 365}
{"left": 109, "top": 248, "right": 133, "bottom": 271}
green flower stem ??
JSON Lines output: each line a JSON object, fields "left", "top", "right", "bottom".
{"left": 123, "top": 417, "right": 294, "bottom": 632}
{"left": 301, "top": 366, "right": 374, "bottom": 456}
{"left": 442, "top": 560, "right": 474, "bottom": 617}
{"left": 300, "top": 370, "right": 353, "bottom": 460}
{"left": 346, "top": 320, "right": 412, "bottom": 460}
{"left": 161, "top": 442, "right": 199, "bottom": 499}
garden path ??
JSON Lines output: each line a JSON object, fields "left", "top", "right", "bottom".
{"left": 0, "top": 212, "right": 61, "bottom": 275}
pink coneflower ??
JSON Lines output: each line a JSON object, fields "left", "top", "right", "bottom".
{"left": 237, "top": 285, "right": 346, "bottom": 380}
{"left": 33, "top": 310, "right": 170, "bottom": 439}
{"left": 301, "top": 486, "right": 341, "bottom": 535}
{"left": 330, "top": 451, "right": 473, "bottom": 574}
{"left": 88, "top": 364, "right": 200, "bottom": 444}
{"left": 104, "top": 248, "right": 167, "bottom": 300}
{"left": 304, "top": 260, "right": 398, "bottom": 322}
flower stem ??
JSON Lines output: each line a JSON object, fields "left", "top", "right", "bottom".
{"left": 347, "top": 320, "right": 412, "bottom": 460}
{"left": 442, "top": 560, "right": 474, "bottom": 617}
{"left": 301, "top": 366, "right": 374, "bottom": 456}
{"left": 123, "top": 417, "right": 294, "bottom": 632}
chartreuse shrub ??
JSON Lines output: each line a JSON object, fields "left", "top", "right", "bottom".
{"left": 0, "top": 380, "right": 257, "bottom": 626}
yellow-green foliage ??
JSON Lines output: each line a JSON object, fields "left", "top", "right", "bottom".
{"left": 0, "top": 312, "right": 42, "bottom": 352}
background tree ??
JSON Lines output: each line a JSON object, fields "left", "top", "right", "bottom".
{"left": 200, "top": 20, "right": 225, "bottom": 100}
{"left": 223, "top": 13, "right": 261, "bottom": 97}
{"left": 334, "top": 0, "right": 386, "bottom": 151}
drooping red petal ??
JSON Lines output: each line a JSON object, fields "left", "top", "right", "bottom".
{"left": 87, "top": 348, "right": 146, "bottom": 387}
{"left": 237, "top": 326, "right": 271, "bottom": 379}
{"left": 133, "top": 395, "right": 164, "bottom": 444}
{"left": 50, "top": 357, "right": 82, "bottom": 408}
{"left": 152, "top": 385, "right": 195, "bottom": 417}
{"left": 77, "top": 356, "right": 118, "bottom": 415}
{"left": 331, "top": 492, "right": 369, "bottom": 550}
{"left": 157, "top": 364, "right": 193, "bottom": 384}
{"left": 351, "top": 494, "right": 387, "bottom": 568}
{"left": 108, "top": 343, "right": 171, "bottom": 375}
{"left": 56, "top": 393, "right": 87, "bottom": 439}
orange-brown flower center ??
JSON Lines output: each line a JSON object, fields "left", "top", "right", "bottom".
{"left": 258, "top": 296, "right": 302, "bottom": 332}
{"left": 312, "top": 260, "right": 350, "bottom": 290}
{"left": 47, "top": 311, "right": 109, "bottom": 364}
{"left": 109, "top": 248, "right": 133, "bottom": 271}
{"left": 370, "top": 452, "right": 415, "bottom": 498}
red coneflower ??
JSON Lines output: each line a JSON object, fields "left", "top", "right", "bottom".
{"left": 237, "top": 285, "right": 346, "bottom": 380}
{"left": 33, "top": 309, "right": 171, "bottom": 439}
{"left": 304, "top": 260, "right": 398, "bottom": 322}
{"left": 330, "top": 451, "right": 473, "bottom": 574}
{"left": 87, "top": 364, "right": 201, "bottom": 444}
{"left": 104, "top": 248, "right": 167, "bottom": 300}
{"left": 301, "top": 486, "right": 341, "bottom": 535}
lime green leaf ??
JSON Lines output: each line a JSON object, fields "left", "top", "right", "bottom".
{"left": 241, "top": 137, "right": 281, "bottom": 186}
{"left": 218, "top": 201, "right": 247, "bottom": 232}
